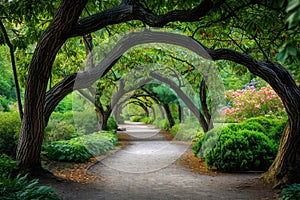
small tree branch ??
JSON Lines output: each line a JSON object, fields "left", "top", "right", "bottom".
{"left": 0, "top": 20, "right": 23, "bottom": 119}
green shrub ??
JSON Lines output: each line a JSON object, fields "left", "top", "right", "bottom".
{"left": 193, "top": 124, "right": 277, "bottom": 172}
{"left": 44, "top": 140, "right": 91, "bottom": 163}
{"left": 205, "top": 129, "right": 275, "bottom": 171}
{"left": 54, "top": 94, "right": 73, "bottom": 113}
{"left": 277, "top": 184, "right": 300, "bottom": 200}
{"left": 0, "top": 154, "right": 17, "bottom": 176}
{"left": 45, "top": 121, "right": 76, "bottom": 142}
{"left": 244, "top": 116, "right": 276, "bottom": 131}
{"left": 153, "top": 117, "right": 170, "bottom": 130}
{"left": 107, "top": 116, "right": 118, "bottom": 130}
{"left": 82, "top": 131, "right": 118, "bottom": 156}
{"left": 73, "top": 109, "right": 99, "bottom": 135}
{"left": 140, "top": 117, "right": 152, "bottom": 124}
{"left": 243, "top": 116, "right": 287, "bottom": 146}
{"left": 130, "top": 115, "right": 143, "bottom": 122}
{"left": 0, "top": 174, "right": 62, "bottom": 200}
{"left": 270, "top": 120, "right": 287, "bottom": 146}
{"left": 238, "top": 121, "right": 266, "bottom": 134}
{"left": 44, "top": 131, "right": 118, "bottom": 163}
{"left": 0, "top": 96, "right": 10, "bottom": 112}
{"left": 170, "top": 124, "right": 203, "bottom": 141}
{"left": 0, "top": 112, "right": 21, "bottom": 157}
{"left": 49, "top": 111, "right": 74, "bottom": 125}
{"left": 193, "top": 130, "right": 205, "bottom": 142}
{"left": 193, "top": 126, "right": 223, "bottom": 157}
{"left": 170, "top": 124, "right": 180, "bottom": 137}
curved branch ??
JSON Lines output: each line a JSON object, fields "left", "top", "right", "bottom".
{"left": 150, "top": 71, "right": 209, "bottom": 132}
{"left": 69, "top": 0, "right": 220, "bottom": 37}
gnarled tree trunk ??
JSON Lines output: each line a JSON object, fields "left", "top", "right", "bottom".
{"left": 16, "top": 0, "right": 87, "bottom": 174}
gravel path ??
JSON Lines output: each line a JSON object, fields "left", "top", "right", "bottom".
{"left": 44, "top": 122, "right": 275, "bottom": 200}
{"left": 86, "top": 122, "right": 275, "bottom": 200}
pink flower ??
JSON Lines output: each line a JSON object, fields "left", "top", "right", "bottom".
{"left": 255, "top": 104, "right": 261, "bottom": 109}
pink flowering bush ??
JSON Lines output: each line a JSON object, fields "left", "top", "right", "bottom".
{"left": 223, "top": 85, "right": 286, "bottom": 122}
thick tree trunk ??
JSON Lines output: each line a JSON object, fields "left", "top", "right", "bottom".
{"left": 178, "top": 104, "right": 184, "bottom": 123}
{"left": 200, "top": 79, "right": 213, "bottom": 130}
{"left": 97, "top": 109, "right": 111, "bottom": 131}
{"left": 163, "top": 104, "right": 175, "bottom": 128}
{"left": 16, "top": 0, "right": 87, "bottom": 174}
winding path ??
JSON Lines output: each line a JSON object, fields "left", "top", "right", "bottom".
{"left": 83, "top": 122, "right": 274, "bottom": 200}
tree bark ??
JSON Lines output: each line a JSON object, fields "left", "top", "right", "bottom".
{"left": 16, "top": 0, "right": 88, "bottom": 174}
{"left": 178, "top": 104, "right": 184, "bottom": 123}
{"left": 163, "top": 104, "right": 175, "bottom": 128}
{"left": 200, "top": 79, "right": 213, "bottom": 129}
{"left": 96, "top": 107, "right": 111, "bottom": 131}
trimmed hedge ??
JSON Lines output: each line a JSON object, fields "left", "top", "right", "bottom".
{"left": 193, "top": 116, "right": 285, "bottom": 172}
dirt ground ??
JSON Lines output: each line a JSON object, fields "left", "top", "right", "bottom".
{"left": 40, "top": 123, "right": 281, "bottom": 200}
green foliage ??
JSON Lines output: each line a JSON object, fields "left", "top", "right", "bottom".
{"left": 45, "top": 121, "right": 76, "bottom": 142}
{"left": 0, "top": 46, "right": 17, "bottom": 101}
{"left": 170, "top": 123, "right": 203, "bottom": 141}
{"left": 44, "top": 131, "right": 118, "bottom": 163}
{"left": 243, "top": 116, "right": 287, "bottom": 146}
{"left": 0, "top": 154, "right": 17, "bottom": 176}
{"left": 270, "top": 120, "right": 287, "bottom": 146}
{"left": 238, "top": 121, "right": 266, "bottom": 134}
{"left": 277, "top": 183, "right": 300, "bottom": 200}
{"left": 0, "top": 112, "right": 21, "bottom": 157}
{"left": 140, "top": 117, "right": 152, "bottom": 124}
{"left": 244, "top": 116, "right": 277, "bottom": 132}
{"left": 129, "top": 115, "right": 151, "bottom": 124}
{"left": 286, "top": 0, "right": 300, "bottom": 29}
{"left": 130, "top": 115, "right": 144, "bottom": 122}
{"left": 54, "top": 94, "right": 73, "bottom": 113}
{"left": 153, "top": 117, "right": 170, "bottom": 130}
{"left": 73, "top": 109, "right": 99, "bottom": 134}
{"left": 205, "top": 129, "right": 275, "bottom": 171}
{"left": 193, "top": 126, "right": 223, "bottom": 158}
{"left": 0, "top": 174, "right": 62, "bottom": 200}
{"left": 81, "top": 131, "right": 118, "bottom": 156}
{"left": 0, "top": 96, "right": 10, "bottom": 112}
{"left": 193, "top": 118, "right": 281, "bottom": 172}
{"left": 44, "top": 140, "right": 91, "bottom": 163}
{"left": 107, "top": 116, "right": 118, "bottom": 130}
